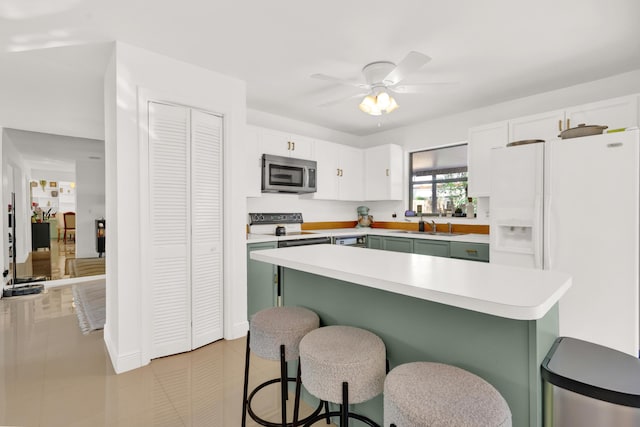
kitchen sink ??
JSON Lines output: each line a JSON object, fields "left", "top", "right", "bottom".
{"left": 391, "top": 230, "right": 467, "bottom": 236}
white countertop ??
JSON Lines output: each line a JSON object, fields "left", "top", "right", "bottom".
{"left": 250, "top": 245, "right": 571, "bottom": 320}
{"left": 247, "top": 228, "right": 490, "bottom": 244}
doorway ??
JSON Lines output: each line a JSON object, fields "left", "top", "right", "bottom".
{"left": 2, "top": 128, "right": 104, "bottom": 282}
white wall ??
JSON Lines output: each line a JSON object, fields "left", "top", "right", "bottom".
{"left": 248, "top": 109, "right": 360, "bottom": 147}
{"left": 104, "top": 42, "right": 247, "bottom": 374}
{"left": 75, "top": 159, "right": 105, "bottom": 258}
{"left": 2, "top": 130, "right": 31, "bottom": 264}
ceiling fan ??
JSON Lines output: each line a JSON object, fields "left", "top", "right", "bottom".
{"left": 311, "top": 51, "right": 450, "bottom": 116}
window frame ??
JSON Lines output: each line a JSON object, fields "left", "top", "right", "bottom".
{"left": 408, "top": 144, "right": 469, "bottom": 216}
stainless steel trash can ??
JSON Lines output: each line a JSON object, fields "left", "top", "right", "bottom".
{"left": 541, "top": 337, "right": 640, "bottom": 426}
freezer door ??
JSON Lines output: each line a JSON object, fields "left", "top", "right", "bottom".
{"left": 546, "top": 130, "right": 639, "bottom": 356}
{"left": 490, "top": 143, "right": 544, "bottom": 269}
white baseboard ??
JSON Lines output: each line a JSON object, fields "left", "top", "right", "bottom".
{"left": 104, "top": 324, "right": 146, "bottom": 374}
{"left": 225, "top": 319, "right": 249, "bottom": 340}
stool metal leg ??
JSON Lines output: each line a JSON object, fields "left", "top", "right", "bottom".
{"left": 293, "top": 359, "right": 302, "bottom": 425}
{"left": 341, "top": 382, "right": 349, "bottom": 426}
{"left": 280, "top": 345, "right": 287, "bottom": 427}
{"left": 324, "top": 401, "right": 330, "bottom": 424}
{"left": 242, "top": 330, "right": 251, "bottom": 427}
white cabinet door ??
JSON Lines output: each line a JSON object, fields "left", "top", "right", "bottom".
{"left": 261, "top": 128, "right": 314, "bottom": 160}
{"left": 313, "top": 141, "right": 363, "bottom": 201}
{"left": 565, "top": 95, "right": 639, "bottom": 132}
{"left": 190, "top": 110, "right": 223, "bottom": 349}
{"left": 148, "top": 102, "right": 192, "bottom": 358}
{"left": 338, "top": 145, "right": 364, "bottom": 201}
{"left": 288, "top": 134, "right": 314, "bottom": 160}
{"left": 467, "top": 121, "right": 508, "bottom": 197}
{"left": 261, "top": 129, "right": 291, "bottom": 158}
{"left": 364, "top": 144, "right": 403, "bottom": 201}
{"left": 313, "top": 140, "right": 340, "bottom": 200}
{"left": 246, "top": 125, "right": 262, "bottom": 197}
{"left": 509, "top": 109, "right": 565, "bottom": 143}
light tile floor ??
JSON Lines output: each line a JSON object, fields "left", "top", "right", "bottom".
{"left": 0, "top": 286, "right": 323, "bottom": 426}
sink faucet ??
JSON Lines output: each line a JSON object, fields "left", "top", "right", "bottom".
{"left": 430, "top": 220, "right": 437, "bottom": 232}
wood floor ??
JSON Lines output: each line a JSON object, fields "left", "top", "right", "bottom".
{"left": 13, "top": 239, "right": 75, "bottom": 281}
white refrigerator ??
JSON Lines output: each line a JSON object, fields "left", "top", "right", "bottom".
{"left": 490, "top": 129, "right": 639, "bottom": 356}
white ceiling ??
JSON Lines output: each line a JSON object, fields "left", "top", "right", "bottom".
{"left": 0, "top": 0, "right": 639, "bottom": 139}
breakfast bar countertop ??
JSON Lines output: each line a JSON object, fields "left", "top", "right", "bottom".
{"left": 250, "top": 244, "right": 571, "bottom": 321}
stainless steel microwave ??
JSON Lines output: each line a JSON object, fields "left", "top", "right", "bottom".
{"left": 262, "top": 154, "right": 317, "bottom": 194}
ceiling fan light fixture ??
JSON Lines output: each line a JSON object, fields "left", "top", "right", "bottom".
{"left": 358, "top": 91, "right": 398, "bottom": 116}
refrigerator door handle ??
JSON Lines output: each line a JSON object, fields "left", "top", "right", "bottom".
{"left": 533, "top": 194, "right": 543, "bottom": 269}
{"left": 544, "top": 192, "right": 552, "bottom": 270}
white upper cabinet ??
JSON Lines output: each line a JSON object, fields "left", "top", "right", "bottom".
{"left": 364, "top": 144, "right": 404, "bottom": 201}
{"left": 508, "top": 109, "right": 565, "bottom": 143}
{"left": 313, "top": 140, "right": 363, "bottom": 201}
{"left": 246, "top": 125, "right": 262, "bottom": 197}
{"left": 467, "top": 121, "right": 508, "bottom": 198}
{"left": 261, "top": 128, "right": 314, "bottom": 160}
{"left": 564, "top": 95, "right": 639, "bottom": 132}
{"left": 339, "top": 144, "right": 364, "bottom": 201}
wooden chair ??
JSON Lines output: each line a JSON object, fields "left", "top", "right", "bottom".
{"left": 56, "top": 214, "right": 65, "bottom": 241}
{"left": 63, "top": 212, "right": 76, "bottom": 242}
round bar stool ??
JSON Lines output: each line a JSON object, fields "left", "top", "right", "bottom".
{"left": 242, "top": 306, "right": 324, "bottom": 427}
{"left": 299, "top": 325, "right": 386, "bottom": 426}
{"left": 384, "top": 362, "right": 512, "bottom": 427}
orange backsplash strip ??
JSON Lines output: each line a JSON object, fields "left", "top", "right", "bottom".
{"left": 372, "top": 221, "right": 490, "bottom": 235}
{"left": 302, "top": 221, "right": 358, "bottom": 230}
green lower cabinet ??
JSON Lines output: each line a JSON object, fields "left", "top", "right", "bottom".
{"left": 247, "top": 242, "right": 278, "bottom": 318}
{"left": 367, "top": 235, "right": 383, "bottom": 249}
{"left": 382, "top": 236, "right": 414, "bottom": 253}
{"left": 450, "top": 241, "right": 490, "bottom": 262}
{"left": 413, "top": 239, "right": 450, "bottom": 257}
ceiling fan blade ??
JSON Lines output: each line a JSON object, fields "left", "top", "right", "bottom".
{"left": 383, "top": 51, "right": 432, "bottom": 86}
{"left": 317, "top": 92, "right": 367, "bottom": 107}
{"left": 391, "top": 82, "right": 457, "bottom": 94}
{"left": 311, "top": 73, "right": 369, "bottom": 90}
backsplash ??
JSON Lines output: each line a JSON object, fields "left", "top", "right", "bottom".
{"left": 246, "top": 196, "right": 489, "bottom": 226}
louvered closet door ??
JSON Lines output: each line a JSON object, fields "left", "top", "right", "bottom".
{"left": 149, "top": 102, "right": 192, "bottom": 358}
{"left": 190, "top": 110, "right": 223, "bottom": 349}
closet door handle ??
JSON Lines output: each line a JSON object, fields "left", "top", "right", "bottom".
{"left": 566, "top": 118, "right": 570, "bottom": 129}
{"left": 558, "top": 120, "right": 562, "bottom": 132}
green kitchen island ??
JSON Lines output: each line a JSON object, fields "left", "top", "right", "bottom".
{"left": 250, "top": 245, "right": 572, "bottom": 427}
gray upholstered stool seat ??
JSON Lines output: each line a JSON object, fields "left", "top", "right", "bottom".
{"left": 250, "top": 306, "right": 320, "bottom": 361}
{"left": 299, "top": 325, "right": 386, "bottom": 426}
{"left": 242, "top": 306, "right": 321, "bottom": 427}
{"left": 384, "top": 362, "right": 512, "bottom": 427}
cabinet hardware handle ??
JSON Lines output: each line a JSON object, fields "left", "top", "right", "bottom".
{"left": 558, "top": 120, "right": 562, "bottom": 131}
{"left": 273, "top": 273, "right": 278, "bottom": 284}
{"left": 292, "top": 142, "right": 295, "bottom": 150}
{"left": 287, "top": 141, "right": 291, "bottom": 150}
{"left": 337, "top": 168, "right": 340, "bottom": 176}
{"left": 566, "top": 118, "right": 570, "bottom": 129}
{"left": 466, "top": 249, "right": 478, "bottom": 255}
{"left": 386, "top": 168, "right": 389, "bottom": 176}
{"left": 340, "top": 169, "right": 343, "bottom": 177}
